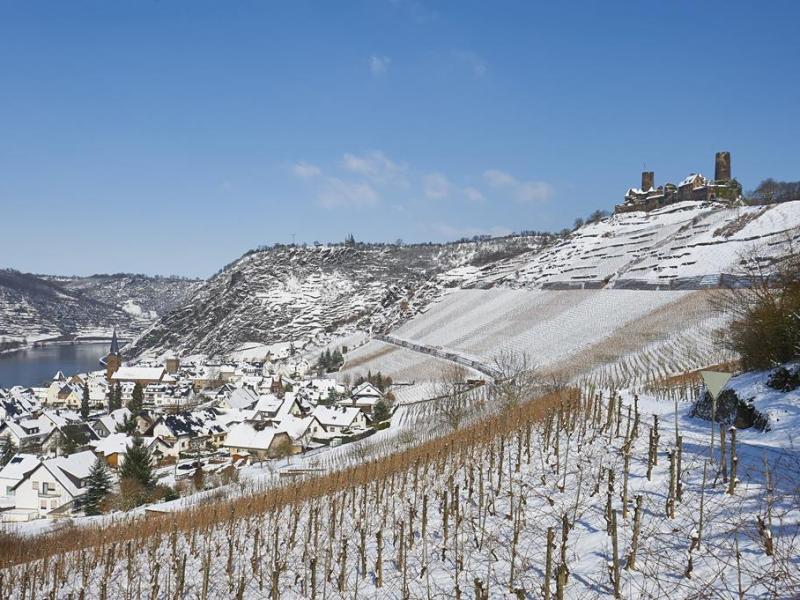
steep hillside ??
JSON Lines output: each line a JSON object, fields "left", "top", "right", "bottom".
{"left": 447, "top": 200, "right": 800, "bottom": 290}
{"left": 129, "top": 201, "right": 800, "bottom": 359}
{"left": 50, "top": 274, "right": 202, "bottom": 323}
{"left": 128, "top": 236, "right": 549, "bottom": 357}
{"left": 0, "top": 271, "right": 200, "bottom": 346}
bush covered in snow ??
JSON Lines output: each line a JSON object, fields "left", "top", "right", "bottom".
{"left": 690, "top": 388, "right": 770, "bottom": 431}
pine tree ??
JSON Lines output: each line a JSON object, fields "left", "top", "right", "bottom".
{"left": 119, "top": 436, "right": 153, "bottom": 489}
{"left": 116, "top": 414, "right": 137, "bottom": 435}
{"left": 0, "top": 440, "right": 17, "bottom": 467}
{"left": 81, "top": 383, "right": 90, "bottom": 419}
{"left": 129, "top": 382, "right": 144, "bottom": 414}
{"left": 372, "top": 398, "right": 392, "bottom": 423}
{"left": 83, "top": 457, "right": 112, "bottom": 516}
{"left": 114, "top": 383, "right": 123, "bottom": 411}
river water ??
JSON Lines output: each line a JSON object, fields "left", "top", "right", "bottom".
{"left": 0, "top": 343, "right": 108, "bottom": 389}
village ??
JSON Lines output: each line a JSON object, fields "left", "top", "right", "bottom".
{"left": 0, "top": 332, "right": 396, "bottom": 523}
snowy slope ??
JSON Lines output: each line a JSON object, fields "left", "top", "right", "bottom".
{"left": 0, "top": 271, "right": 199, "bottom": 344}
{"left": 446, "top": 201, "right": 800, "bottom": 290}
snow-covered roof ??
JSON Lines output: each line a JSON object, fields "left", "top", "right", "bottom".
{"left": 41, "top": 410, "right": 82, "bottom": 429}
{"left": 158, "top": 409, "right": 225, "bottom": 438}
{"left": 311, "top": 405, "right": 362, "bottom": 428}
{"left": 224, "top": 422, "right": 287, "bottom": 451}
{"left": 95, "top": 407, "right": 132, "bottom": 435}
{"left": 111, "top": 367, "right": 165, "bottom": 381}
{"left": 679, "top": 173, "right": 707, "bottom": 187}
{"left": 91, "top": 433, "right": 161, "bottom": 457}
{"left": 0, "top": 453, "right": 40, "bottom": 484}
{"left": 279, "top": 415, "right": 319, "bottom": 441}
{"left": 351, "top": 382, "right": 383, "bottom": 399}
{"left": 225, "top": 387, "right": 259, "bottom": 410}
{"left": 20, "top": 450, "right": 97, "bottom": 498}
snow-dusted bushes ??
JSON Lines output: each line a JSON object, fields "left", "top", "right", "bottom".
{"left": 690, "top": 388, "right": 770, "bottom": 431}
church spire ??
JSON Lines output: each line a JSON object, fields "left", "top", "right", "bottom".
{"left": 110, "top": 328, "right": 120, "bottom": 356}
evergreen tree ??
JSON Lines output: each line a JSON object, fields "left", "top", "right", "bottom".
{"left": 107, "top": 386, "right": 114, "bottom": 412}
{"left": 332, "top": 349, "right": 343, "bottom": 367}
{"left": 58, "top": 431, "right": 77, "bottom": 456}
{"left": 81, "top": 383, "right": 90, "bottom": 419}
{"left": 116, "top": 414, "right": 137, "bottom": 435}
{"left": 372, "top": 398, "right": 392, "bottom": 423}
{"left": 129, "top": 382, "right": 144, "bottom": 413}
{"left": 83, "top": 457, "right": 112, "bottom": 516}
{"left": 0, "top": 440, "right": 17, "bottom": 467}
{"left": 114, "top": 383, "right": 123, "bottom": 411}
{"left": 119, "top": 436, "right": 153, "bottom": 489}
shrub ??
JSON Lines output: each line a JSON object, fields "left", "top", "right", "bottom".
{"left": 690, "top": 389, "right": 770, "bottom": 431}
{"left": 717, "top": 248, "right": 800, "bottom": 370}
{"left": 766, "top": 365, "right": 800, "bottom": 392}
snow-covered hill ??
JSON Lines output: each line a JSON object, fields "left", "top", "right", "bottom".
{"left": 0, "top": 271, "right": 200, "bottom": 345}
{"left": 127, "top": 237, "right": 549, "bottom": 357}
{"left": 445, "top": 200, "right": 800, "bottom": 290}
{"left": 127, "top": 201, "right": 800, "bottom": 360}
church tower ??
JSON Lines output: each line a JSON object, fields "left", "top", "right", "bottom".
{"left": 104, "top": 329, "right": 122, "bottom": 381}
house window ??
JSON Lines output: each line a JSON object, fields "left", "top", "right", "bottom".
{"left": 40, "top": 501, "right": 47, "bottom": 510}
{"left": 32, "top": 480, "right": 38, "bottom": 490}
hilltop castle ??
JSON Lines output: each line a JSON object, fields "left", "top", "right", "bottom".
{"left": 615, "top": 151, "right": 742, "bottom": 214}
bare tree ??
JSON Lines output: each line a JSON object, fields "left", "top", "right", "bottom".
{"left": 436, "top": 363, "right": 472, "bottom": 431}
{"left": 488, "top": 349, "right": 540, "bottom": 411}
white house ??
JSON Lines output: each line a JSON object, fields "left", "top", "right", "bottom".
{"left": 6, "top": 450, "right": 96, "bottom": 521}
{"left": 91, "top": 408, "right": 132, "bottom": 438}
{"left": 0, "top": 453, "right": 40, "bottom": 497}
{"left": 150, "top": 410, "right": 227, "bottom": 455}
{"left": 223, "top": 422, "right": 293, "bottom": 460}
{"left": 279, "top": 415, "right": 325, "bottom": 449}
{"left": 311, "top": 405, "right": 367, "bottom": 433}
{"left": 218, "top": 387, "right": 259, "bottom": 411}
{"left": 252, "top": 392, "right": 303, "bottom": 421}
{"left": 90, "top": 433, "right": 172, "bottom": 468}
{"left": 345, "top": 382, "right": 384, "bottom": 413}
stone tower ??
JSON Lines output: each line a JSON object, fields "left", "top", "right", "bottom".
{"left": 715, "top": 151, "right": 731, "bottom": 182}
{"left": 641, "top": 171, "right": 655, "bottom": 191}
{"left": 105, "top": 329, "right": 122, "bottom": 381}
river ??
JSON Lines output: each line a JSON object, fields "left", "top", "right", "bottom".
{"left": 0, "top": 342, "right": 108, "bottom": 389}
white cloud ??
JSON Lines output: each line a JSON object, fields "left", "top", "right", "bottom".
{"left": 318, "top": 178, "right": 379, "bottom": 209}
{"left": 483, "top": 169, "right": 553, "bottom": 203}
{"left": 463, "top": 186, "right": 485, "bottom": 203}
{"left": 369, "top": 55, "right": 391, "bottom": 76}
{"left": 424, "top": 172, "right": 451, "bottom": 199}
{"left": 454, "top": 50, "right": 488, "bottom": 78}
{"left": 342, "top": 151, "right": 407, "bottom": 186}
{"left": 291, "top": 161, "right": 322, "bottom": 178}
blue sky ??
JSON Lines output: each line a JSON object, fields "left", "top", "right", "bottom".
{"left": 1, "top": 1, "right": 798, "bottom": 278}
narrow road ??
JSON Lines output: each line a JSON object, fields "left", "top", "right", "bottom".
{"left": 373, "top": 333, "right": 502, "bottom": 381}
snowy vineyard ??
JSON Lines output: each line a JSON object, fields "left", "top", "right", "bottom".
{"left": 1, "top": 389, "right": 798, "bottom": 599}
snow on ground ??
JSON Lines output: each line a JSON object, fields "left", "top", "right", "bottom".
{"left": 339, "top": 339, "right": 476, "bottom": 384}
{"left": 392, "top": 288, "right": 691, "bottom": 369}
{"left": 5, "top": 385, "right": 797, "bottom": 599}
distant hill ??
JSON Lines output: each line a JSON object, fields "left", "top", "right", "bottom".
{"left": 0, "top": 271, "right": 201, "bottom": 345}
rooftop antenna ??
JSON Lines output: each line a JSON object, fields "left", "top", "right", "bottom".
{"left": 291, "top": 233, "right": 296, "bottom": 245}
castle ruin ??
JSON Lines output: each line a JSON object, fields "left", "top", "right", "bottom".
{"left": 615, "top": 151, "right": 742, "bottom": 213}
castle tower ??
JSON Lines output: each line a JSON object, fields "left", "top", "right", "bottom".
{"left": 641, "top": 171, "right": 655, "bottom": 191}
{"left": 715, "top": 151, "right": 731, "bottom": 182}
{"left": 104, "top": 329, "right": 122, "bottom": 381}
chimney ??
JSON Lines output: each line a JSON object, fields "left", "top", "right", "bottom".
{"left": 641, "top": 171, "right": 654, "bottom": 191}
{"left": 715, "top": 151, "right": 731, "bottom": 182}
